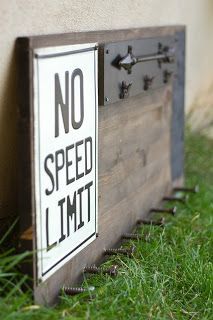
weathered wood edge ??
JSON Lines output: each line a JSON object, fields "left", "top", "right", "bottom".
{"left": 16, "top": 37, "right": 36, "bottom": 283}
{"left": 18, "top": 26, "right": 185, "bottom": 48}
{"left": 171, "top": 29, "right": 186, "bottom": 182}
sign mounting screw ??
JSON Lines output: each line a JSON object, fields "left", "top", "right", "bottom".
{"left": 104, "top": 245, "right": 136, "bottom": 257}
{"left": 173, "top": 185, "right": 199, "bottom": 193}
{"left": 83, "top": 264, "right": 118, "bottom": 277}
{"left": 163, "top": 195, "right": 188, "bottom": 203}
{"left": 62, "top": 286, "right": 95, "bottom": 296}
{"left": 150, "top": 207, "right": 177, "bottom": 216}
{"left": 122, "top": 233, "right": 150, "bottom": 241}
{"left": 137, "top": 217, "right": 165, "bottom": 227}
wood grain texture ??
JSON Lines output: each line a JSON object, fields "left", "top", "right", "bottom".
{"left": 16, "top": 26, "right": 184, "bottom": 305}
{"left": 34, "top": 86, "right": 173, "bottom": 305}
{"left": 16, "top": 26, "right": 185, "bottom": 50}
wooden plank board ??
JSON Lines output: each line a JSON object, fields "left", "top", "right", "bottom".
{"left": 27, "top": 26, "right": 184, "bottom": 49}
{"left": 33, "top": 85, "right": 172, "bottom": 304}
{"left": 16, "top": 26, "right": 185, "bottom": 305}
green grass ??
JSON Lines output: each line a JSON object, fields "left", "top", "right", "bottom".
{"left": 0, "top": 130, "right": 213, "bottom": 319}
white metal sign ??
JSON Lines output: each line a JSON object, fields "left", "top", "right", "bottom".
{"left": 33, "top": 43, "right": 98, "bottom": 281}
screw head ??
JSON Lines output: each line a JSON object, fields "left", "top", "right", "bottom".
{"left": 88, "top": 286, "right": 95, "bottom": 291}
{"left": 172, "top": 206, "right": 177, "bottom": 215}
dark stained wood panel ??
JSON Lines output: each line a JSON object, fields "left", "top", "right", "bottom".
{"left": 16, "top": 26, "right": 185, "bottom": 305}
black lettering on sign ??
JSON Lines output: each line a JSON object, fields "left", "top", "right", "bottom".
{"left": 85, "top": 137, "right": 93, "bottom": 175}
{"left": 45, "top": 181, "right": 94, "bottom": 249}
{"left": 85, "top": 181, "right": 93, "bottom": 222}
{"left": 75, "top": 140, "right": 84, "bottom": 180}
{"left": 44, "top": 154, "right": 55, "bottom": 196}
{"left": 71, "top": 68, "right": 84, "bottom": 130}
{"left": 58, "top": 198, "right": 66, "bottom": 243}
{"left": 46, "top": 208, "right": 57, "bottom": 251}
{"left": 55, "top": 149, "right": 65, "bottom": 191}
{"left": 43, "top": 138, "right": 93, "bottom": 194}
{"left": 66, "top": 144, "right": 75, "bottom": 186}
{"left": 55, "top": 72, "right": 69, "bottom": 137}
{"left": 67, "top": 192, "right": 77, "bottom": 236}
{"left": 54, "top": 69, "right": 84, "bottom": 137}
{"left": 77, "top": 187, "right": 84, "bottom": 230}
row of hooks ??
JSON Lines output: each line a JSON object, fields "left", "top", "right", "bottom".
{"left": 120, "top": 69, "right": 173, "bottom": 100}
{"left": 62, "top": 185, "right": 198, "bottom": 296}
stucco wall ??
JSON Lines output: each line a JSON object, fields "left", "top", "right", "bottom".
{"left": 0, "top": 0, "right": 213, "bottom": 216}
